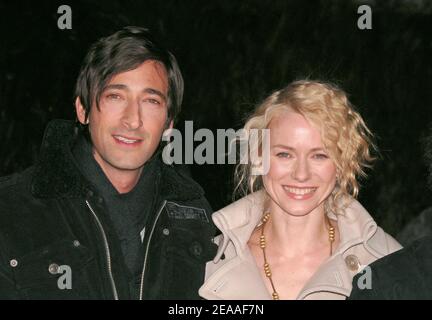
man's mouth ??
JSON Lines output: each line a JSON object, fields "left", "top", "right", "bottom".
{"left": 113, "top": 135, "right": 143, "bottom": 145}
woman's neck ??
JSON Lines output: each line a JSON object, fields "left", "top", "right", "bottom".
{"left": 263, "top": 204, "right": 331, "bottom": 257}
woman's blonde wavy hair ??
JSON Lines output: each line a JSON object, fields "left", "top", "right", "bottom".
{"left": 234, "top": 80, "right": 376, "bottom": 214}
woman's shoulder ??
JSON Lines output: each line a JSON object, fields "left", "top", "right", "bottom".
{"left": 384, "top": 229, "right": 403, "bottom": 253}
{"left": 213, "top": 190, "right": 266, "bottom": 216}
{"left": 210, "top": 191, "right": 266, "bottom": 239}
{"left": 336, "top": 198, "right": 402, "bottom": 256}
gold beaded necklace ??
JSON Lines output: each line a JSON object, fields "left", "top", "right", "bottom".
{"left": 259, "top": 212, "right": 335, "bottom": 300}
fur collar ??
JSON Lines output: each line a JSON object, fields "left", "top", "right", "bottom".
{"left": 31, "top": 119, "right": 204, "bottom": 201}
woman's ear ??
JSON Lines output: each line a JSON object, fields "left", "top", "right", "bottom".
{"left": 336, "top": 170, "right": 341, "bottom": 184}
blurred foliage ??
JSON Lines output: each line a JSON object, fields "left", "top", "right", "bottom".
{"left": 1, "top": 0, "right": 432, "bottom": 236}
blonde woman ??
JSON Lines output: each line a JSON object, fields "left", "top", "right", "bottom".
{"left": 199, "top": 80, "right": 402, "bottom": 300}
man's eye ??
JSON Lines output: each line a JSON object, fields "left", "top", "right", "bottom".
{"left": 107, "top": 94, "right": 122, "bottom": 100}
{"left": 144, "top": 98, "right": 161, "bottom": 105}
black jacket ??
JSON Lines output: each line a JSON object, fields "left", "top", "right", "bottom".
{"left": 349, "top": 236, "right": 432, "bottom": 300}
{"left": 0, "top": 120, "right": 217, "bottom": 299}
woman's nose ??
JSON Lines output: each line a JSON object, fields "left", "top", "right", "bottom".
{"left": 292, "top": 158, "right": 310, "bottom": 182}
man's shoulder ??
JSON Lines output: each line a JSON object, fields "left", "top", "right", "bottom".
{"left": 161, "top": 163, "right": 196, "bottom": 183}
{"left": 371, "top": 236, "right": 432, "bottom": 270}
{"left": 350, "top": 236, "right": 432, "bottom": 299}
{"left": 159, "top": 163, "right": 215, "bottom": 227}
{"left": 0, "top": 166, "right": 48, "bottom": 245}
{"left": 0, "top": 167, "right": 33, "bottom": 196}
{"left": 0, "top": 167, "right": 39, "bottom": 252}
{"left": 0, "top": 173, "right": 18, "bottom": 190}
{"left": 160, "top": 163, "right": 206, "bottom": 200}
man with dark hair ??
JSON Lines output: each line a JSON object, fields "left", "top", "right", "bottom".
{"left": 0, "top": 27, "right": 216, "bottom": 299}
{"left": 349, "top": 129, "right": 432, "bottom": 300}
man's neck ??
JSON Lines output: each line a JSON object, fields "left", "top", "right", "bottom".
{"left": 106, "top": 170, "right": 142, "bottom": 194}
{"left": 93, "top": 153, "right": 143, "bottom": 194}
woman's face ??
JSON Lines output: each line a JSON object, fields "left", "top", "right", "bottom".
{"left": 263, "top": 111, "right": 337, "bottom": 217}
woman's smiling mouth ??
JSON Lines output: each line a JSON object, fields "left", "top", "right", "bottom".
{"left": 283, "top": 185, "right": 317, "bottom": 200}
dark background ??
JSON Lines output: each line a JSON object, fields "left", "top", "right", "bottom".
{"left": 1, "top": 0, "right": 431, "bottom": 240}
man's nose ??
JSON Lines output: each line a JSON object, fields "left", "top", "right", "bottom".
{"left": 121, "top": 100, "right": 143, "bottom": 130}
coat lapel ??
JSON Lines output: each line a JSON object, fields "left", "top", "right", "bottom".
{"left": 200, "top": 191, "right": 270, "bottom": 300}
{"left": 200, "top": 247, "right": 271, "bottom": 300}
{"left": 296, "top": 255, "right": 353, "bottom": 299}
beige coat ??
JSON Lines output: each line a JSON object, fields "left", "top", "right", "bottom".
{"left": 199, "top": 190, "right": 402, "bottom": 300}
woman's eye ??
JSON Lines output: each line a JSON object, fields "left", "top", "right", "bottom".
{"left": 276, "top": 152, "right": 291, "bottom": 158}
{"left": 313, "top": 153, "right": 328, "bottom": 160}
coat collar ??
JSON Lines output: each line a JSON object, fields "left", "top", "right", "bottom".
{"left": 203, "top": 190, "right": 382, "bottom": 299}
{"left": 31, "top": 119, "right": 205, "bottom": 201}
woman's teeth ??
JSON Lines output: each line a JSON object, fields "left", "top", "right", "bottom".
{"left": 283, "top": 187, "right": 316, "bottom": 195}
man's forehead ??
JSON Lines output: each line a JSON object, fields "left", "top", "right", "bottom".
{"left": 104, "top": 61, "right": 168, "bottom": 92}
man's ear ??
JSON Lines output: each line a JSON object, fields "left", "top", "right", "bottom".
{"left": 164, "top": 118, "right": 174, "bottom": 131}
{"left": 75, "top": 97, "right": 88, "bottom": 125}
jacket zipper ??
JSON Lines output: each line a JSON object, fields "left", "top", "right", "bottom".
{"left": 86, "top": 200, "right": 119, "bottom": 300}
{"left": 139, "top": 200, "right": 167, "bottom": 300}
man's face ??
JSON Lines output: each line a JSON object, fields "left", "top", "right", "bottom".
{"left": 76, "top": 60, "right": 171, "bottom": 180}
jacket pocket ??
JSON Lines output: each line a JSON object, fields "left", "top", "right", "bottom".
{"left": 163, "top": 221, "right": 217, "bottom": 299}
{"left": 10, "top": 239, "right": 95, "bottom": 299}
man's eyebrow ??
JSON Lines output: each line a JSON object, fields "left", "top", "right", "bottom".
{"left": 103, "top": 84, "right": 128, "bottom": 91}
{"left": 143, "top": 88, "right": 167, "bottom": 101}
{"left": 102, "top": 85, "right": 167, "bottom": 101}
